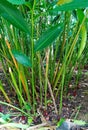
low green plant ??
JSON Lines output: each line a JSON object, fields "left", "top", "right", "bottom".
{"left": 0, "top": 0, "right": 88, "bottom": 117}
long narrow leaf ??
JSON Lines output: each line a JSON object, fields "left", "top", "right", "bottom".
{"left": 52, "top": 0, "right": 88, "bottom": 12}
{"left": 0, "top": 0, "right": 30, "bottom": 33}
{"left": 76, "top": 10, "right": 87, "bottom": 59}
{"left": 34, "top": 24, "right": 63, "bottom": 52}
{"left": 7, "top": 0, "right": 25, "bottom": 5}
{"left": 12, "top": 50, "right": 32, "bottom": 67}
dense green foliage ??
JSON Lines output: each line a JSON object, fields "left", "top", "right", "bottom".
{"left": 0, "top": 0, "right": 88, "bottom": 117}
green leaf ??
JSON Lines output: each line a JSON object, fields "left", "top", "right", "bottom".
{"left": 28, "top": 117, "right": 33, "bottom": 125}
{"left": 78, "top": 25, "right": 87, "bottom": 59}
{"left": 23, "top": 103, "right": 31, "bottom": 110}
{"left": 0, "top": 0, "right": 30, "bottom": 33}
{"left": 73, "top": 119, "right": 87, "bottom": 126}
{"left": 0, "top": 112, "right": 10, "bottom": 122}
{"left": 12, "top": 50, "right": 32, "bottom": 67}
{"left": 34, "top": 24, "right": 63, "bottom": 52}
{"left": 57, "top": 118, "right": 65, "bottom": 127}
{"left": 7, "top": 0, "right": 25, "bottom": 5}
{"left": 76, "top": 9, "right": 85, "bottom": 24}
{"left": 76, "top": 10, "right": 87, "bottom": 59}
{"left": 2, "top": 114, "right": 10, "bottom": 121}
{"left": 52, "top": 0, "right": 88, "bottom": 12}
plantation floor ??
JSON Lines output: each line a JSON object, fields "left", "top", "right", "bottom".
{"left": 0, "top": 63, "right": 88, "bottom": 130}
{"left": 61, "top": 68, "right": 88, "bottom": 122}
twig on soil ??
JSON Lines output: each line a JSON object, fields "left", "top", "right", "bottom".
{"left": 26, "top": 123, "right": 56, "bottom": 130}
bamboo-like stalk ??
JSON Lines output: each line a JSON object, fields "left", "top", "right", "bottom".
{"left": 31, "top": 0, "right": 36, "bottom": 112}
{"left": 37, "top": 53, "right": 43, "bottom": 105}
{"left": 53, "top": 15, "right": 87, "bottom": 91}
{"left": 5, "top": 38, "right": 30, "bottom": 103}
{"left": 44, "top": 49, "right": 50, "bottom": 108}
{"left": 0, "top": 81, "right": 11, "bottom": 103}
{"left": 41, "top": 51, "right": 58, "bottom": 114}
{"left": 9, "top": 67, "right": 26, "bottom": 105}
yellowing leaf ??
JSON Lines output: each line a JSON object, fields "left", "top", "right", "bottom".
{"left": 57, "top": 0, "right": 73, "bottom": 6}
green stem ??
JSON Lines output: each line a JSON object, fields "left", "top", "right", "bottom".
{"left": 44, "top": 50, "right": 49, "bottom": 107}
{"left": 53, "top": 15, "right": 86, "bottom": 90}
{"left": 31, "top": 0, "right": 36, "bottom": 113}
{"left": 37, "top": 53, "right": 43, "bottom": 105}
{"left": 9, "top": 67, "right": 26, "bottom": 106}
